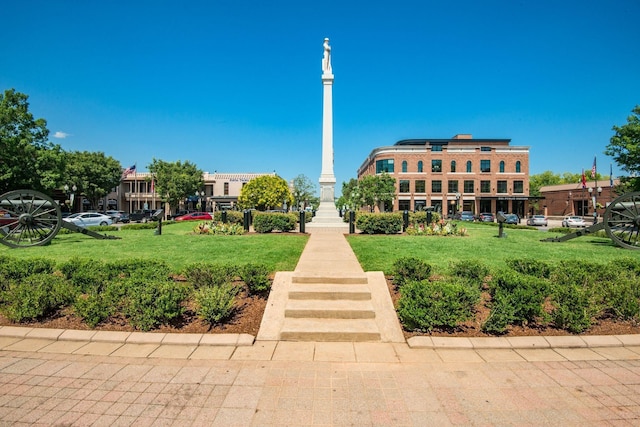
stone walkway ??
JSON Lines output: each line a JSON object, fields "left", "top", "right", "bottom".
{"left": 1, "top": 229, "right": 639, "bottom": 425}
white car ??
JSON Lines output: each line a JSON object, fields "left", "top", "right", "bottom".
{"left": 562, "top": 216, "right": 586, "bottom": 228}
{"left": 63, "top": 212, "right": 113, "bottom": 227}
{"left": 526, "top": 215, "right": 548, "bottom": 226}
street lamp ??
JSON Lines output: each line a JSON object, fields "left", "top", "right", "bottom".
{"left": 455, "top": 192, "right": 461, "bottom": 217}
{"left": 64, "top": 184, "right": 77, "bottom": 213}
{"left": 195, "top": 190, "right": 205, "bottom": 211}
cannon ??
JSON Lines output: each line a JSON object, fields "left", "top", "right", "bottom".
{"left": 0, "top": 189, "right": 120, "bottom": 248}
{"left": 543, "top": 191, "right": 640, "bottom": 250}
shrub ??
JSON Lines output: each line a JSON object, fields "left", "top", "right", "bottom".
{"left": 356, "top": 213, "right": 403, "bottom": 234}
{"left": 505, "top": 257, "right": 552, "bottom": 279}
{"left": 449, "top": 259, "right": 489, "bottom": 282}
{"left": 1, "top": 273, "right": 75, "bottom": 322}
{"left": 408, "top": 210, "right": 442, "bottom": 225}
{"left": 550, "top": 282, "right": 594, "bottom": 333}
{"left": 59, "top": 258, "right": 109, "bottom": 293}
{"left": 122, "top": 278, "right": 190, "bottom": 331}
{"left": 600, "top": 270, "right": 640, "bottom": 320}
{"left": 391, "top": 257, "right": 432, "bottom": 287}
{"left": 213, "top": 210, "right": 244, "bottom": 225}
{"left": 106, "top": 259, "right": 170, "bottom": 280}
{"left": 397, "top": 279, "right": 480, "bottom": 332}
{"left": 120, "top": 222, "right": 166, "bottom": 230}
{"left": 253, "top": 212, "right": 297, "bottom": 233}
{"left": 193, "top": 221, "right": 245, "bottom": 235}
{"left": 73, "top": 293, "right": 111, "bottom": 328}
{"left": 183, "top": 263, "right": 238, "bottom": 289}
{"left": 0, "top": 257, "right": 55, "bottom": 281}
{"left": 239, "top": 263, "right": 271, "bottom": 294}
{"left": 194, "top": 284, "right": 239, "bottom": 324}
{"left": 405, "top": 219, "right": 468, "bottom": 236}
{"left": 483, "top": 270, "right": 549, "bottom": 333}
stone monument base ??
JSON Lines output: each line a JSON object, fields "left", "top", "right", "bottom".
{"left": 306, "top": 201, "right": 348, "bottom": 229}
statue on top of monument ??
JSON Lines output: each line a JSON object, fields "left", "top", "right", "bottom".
{"left": 322, "top": 37, "right": 332, "bottom": 73}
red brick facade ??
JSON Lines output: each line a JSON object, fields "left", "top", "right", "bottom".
{"left": 357, "top": 134, "right": 531, "bottom": 217}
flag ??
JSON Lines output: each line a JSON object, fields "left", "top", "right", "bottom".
{"left": 581, "top": 169, "right": 587, "bottom": 189}
{"left": 591, "top": 157, "right": 596, "bottom": 179}
{"left": 610, "top": 163, "right": 614, "bottom": 187}
{"left": 122, "top": 164, "right": 136, "bottom": 179}
{"left": 150, "top": 178, "right": 155, "bottom": 194}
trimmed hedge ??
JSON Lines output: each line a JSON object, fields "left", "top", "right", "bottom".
{"left": 253, "top": 212, "right": 297, "bottom": 233}
{"left": 356, "top": 213, "right": 403, "bottom": 234}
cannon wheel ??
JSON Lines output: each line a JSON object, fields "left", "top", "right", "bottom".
{"left": 603, "top": 192, "right": 640, "bottom": 250}
{"left": 0, "top": 190, "right": 62, "bottom": 248}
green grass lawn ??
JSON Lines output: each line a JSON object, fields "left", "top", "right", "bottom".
{"left": 347, "top": 222, "right": 640, "bottom": 274}
{"left": 0, "top": 221, "right": 309, "bottom": 272}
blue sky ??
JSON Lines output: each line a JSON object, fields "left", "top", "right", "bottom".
{"left": 2, "top": 0, "right": 639, "bottom": 195}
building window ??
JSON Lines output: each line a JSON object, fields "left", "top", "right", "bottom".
{"left": 480, "top": 180, "right": 491, "bottom": 193}
{"left": 464, "top": 180, "right": 474, "bottom": 193}
{"left": 497, "top": 180, "right": 507, "bottom": 193}
{"left": 224, "top": 182, "right": 229, "bottom": 196}
{"left": 399, "top": 180, "right": 410, "bottom": 193}
{"left": 431, "top": 180, "right": 442, "bottom": 193}
{"left": 431, "top": 160, "right": 442, "bottom": 172}
{"left": 515, "top": 161, "right": 521, "bottom": 173}
{"left": 448, "top": 180, "right": 458, "bottom": 193}
{"left": 399, "top": 200, "right": 410, "bottom": 211}
{"left": 415, "top": 180, "right": 425, "bottom": 193}
{"left": 376, "top": 159, "right": 394, "bottom": 173}
{"left": 514, "top": 180, "right": 524, "bottom": 193}
{"left": 466, "top": 161, "right": 472, "bottom": 173}
{"left": 499, "top": 161, "right": 505, "bottom": 173}
{"left": 481, "top": 146, "right": 491, "bottom": 152}
{"left": 401, "top": 160, "right": 407, "bottom": 173}
{"left": 431, "top": 145, "right": 443, "bottom": 152}
{"left": 480, "top": 160, "right": 491, "bottom": 173}
{"left": 450, "top": 160, "right": 456, "bottom": 173}
{"left": 417, "top": 161, "right": 423, "bottom": 173}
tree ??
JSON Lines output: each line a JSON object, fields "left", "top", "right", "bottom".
{"left": 529, "top": 170, "right": 607, "bottom": 197}
{"left": 148, "top": 159, "right": 203, "bottom": 211}
{"left": 65, "top": 151, "right": 122, "bottom": 210}
{"left": 343, "top": 173, "right": 396, "bottom": 212}
{"left": 0, "top": 89, "right": 65, "bottom": 194}
{"left": 237, "top": 175, "right": 292, "bottom": 211}
{"left": 605, "top": 105, "right": 640, "bottom": 191}
{"left": 291, "top": 174, "right": 316, "bottom": 210}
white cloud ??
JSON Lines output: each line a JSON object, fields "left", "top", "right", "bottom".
{"left": 53, "top": 131, "right": 71, "bottom": 139}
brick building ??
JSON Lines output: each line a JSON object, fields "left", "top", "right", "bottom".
{"left": 538, "top": 180, "right": 619, "bottom": 218}
{"left": 111, "top": 171, "right": 275, "bottom": 215}
{"left": 357, "top": 134, "right": 531, "bottom": 217}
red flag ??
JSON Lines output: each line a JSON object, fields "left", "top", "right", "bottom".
{"left": 591, "top": 157, "right": 596, "bottom": 179}
{"left": 150, "top": 179, "right": 155, "bottom": 194}
{"left": 581, "top": 169, "right": 586, "bottom": 189}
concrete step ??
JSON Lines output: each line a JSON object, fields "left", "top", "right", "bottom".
{"left": 292, "top": 274, "right": 368, "bottom": 284}
{"left": 280, "top": 318, "right": 381, "bottom": 341}
{"left": 285, "top": 299, "right": 375, "bottom": 319}
{"left": 288, "top": 283, "right": 371, "bottom": 301}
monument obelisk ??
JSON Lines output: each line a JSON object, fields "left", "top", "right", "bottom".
{"left": 309, "top": 37, "right": 346, "bottom": 228}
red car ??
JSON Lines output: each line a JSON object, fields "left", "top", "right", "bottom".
{"left": 174, "top": 212, "right": 212, "bottom": 221}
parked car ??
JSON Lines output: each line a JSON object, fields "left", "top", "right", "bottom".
{"left": 105, "top": 210, "right": 129, "bottom": 223}
{"left": 63, "top": 212, "right": 113, "bottom": 227}
{"left": 526, "top": 215, "right": 548, "bottom": 226}
{"left": 174, "top": 212, "right": 212, "bottom": 221}
{"left": 129, "top": 209, "right": 155, "bottom": 223}
{"left": 455, "top": 211, "right": 475, "bottom": 221}
{"left": 562, "top": 216, "right": 587, "bottom": 228}
{"left": 169, "top": 210, "right": 191, "bottom": 220}
{"left": 478, "top": 212, "right": 495, "bottom": 222}
{"left": 504, "top": 213, "right": 519, "bottom": 224}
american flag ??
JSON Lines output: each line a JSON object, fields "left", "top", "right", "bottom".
{"left": 591, "top": 157, "right": 596, "bottom": 179}
{"left": 122, "top": 164, "right": 136, "bottom": 179}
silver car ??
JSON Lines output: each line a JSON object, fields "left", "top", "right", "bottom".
{"left": 526, "top": 215, "right": 548, "bottom": 226}
{"left": 562, "top": 216, "right": 586, "bottom": 228}
{"left": 63, "top": 212, "right": 113, "bottom": 227}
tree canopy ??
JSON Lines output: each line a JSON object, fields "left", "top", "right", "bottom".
{"left": 237, "top": 175, "right": 292, "bottom": 211}
{"left": 0, "top": 89, "right": 65, "bottom": 194}
{"left": 148, "top": 159, "right": 203, "bottom": 210}
{"left": 64, "top": 151, "right": 122, "bottom": 210}
{"left": 529, "top": 170, "right": 607, "bottom": 197}
{"left": 605, "top": 105, "right": 640, "bottom": 191}
{"left": 291, "top": 174, "right": 317, "bottom": 210}
{"left": 339, "top": 173, "right": 396, "bottom": 212}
